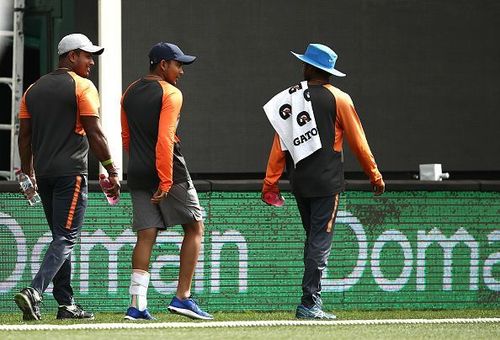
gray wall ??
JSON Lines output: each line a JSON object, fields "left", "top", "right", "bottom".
{"left": 120, "top": 0, "right": 500, "bottom": 174}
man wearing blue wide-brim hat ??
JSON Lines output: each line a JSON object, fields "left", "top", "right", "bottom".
{"left": 291, "top": 43, "right": 347, "bottom": 77}
{"left": 262, "top": 43, "right": 385, "bottom": 319}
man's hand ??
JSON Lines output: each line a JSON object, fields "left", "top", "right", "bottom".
{"left": 19, "top": 173, "right": 38, "bottom": 200}
{"left": 151, "top": 187, "right": 168, "bottom": 204}
{"left": 261, "top": 191, "right": 285, "bottom": 207}
{"left": 373, "top": 179, "right": 385, "bottom": 196}
{"left": 106, "top": 175, "right": 121, "bottom": 199}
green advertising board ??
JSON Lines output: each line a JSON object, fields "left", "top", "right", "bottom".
{"left": 0, "top": 190, "right": 499, "bottom": 313}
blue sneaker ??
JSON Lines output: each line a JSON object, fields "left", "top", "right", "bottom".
{"left": 167, "top": 297, "right": 213, "bottom": 320}
{"left": 295, "top": 304, "right": 336, "bottom": 320}
{"left": 124, "top": 307, "right": 155, "bottom": 320}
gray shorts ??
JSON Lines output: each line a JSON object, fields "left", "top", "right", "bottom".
{"left": 130, "top": 180, "right": 203, "bottom": 231}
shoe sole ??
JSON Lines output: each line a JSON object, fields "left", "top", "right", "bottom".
{"left": 296, "top": 313, "right": 337, "bottom": 320}
{"left": 124, "top": 315, "right": 155, "bottom": 321}
{"left": 56, "top": 315, "right": 95, "bottom": 320}
{"left": 167, "top": 305, "right": 213, "bottom": 320}
{"left": 124, "top": 315, "right": 139, "bottom": 321}
{"left": 296, "top": 315, "right": 337, "bottom": 320}
{"left": 14, "top": 293, "right": 40, "bottom": 321}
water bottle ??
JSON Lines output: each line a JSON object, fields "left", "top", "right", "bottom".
{"left": 99, "top": 174, "right": 119, "bottom": 205}
{"left": 262, "top": 191, "right": 285, "bottom": 207}
{"left": 16, "top": 171, "right": 41, "bottom": 206}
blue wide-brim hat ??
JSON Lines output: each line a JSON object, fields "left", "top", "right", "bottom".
{"left": 291, "top": 43, "right": 346, "bottom": 77}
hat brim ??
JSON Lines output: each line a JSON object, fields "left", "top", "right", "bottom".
{"left": 291, "top": 52, "right": 346, "bottom": 77}
{"left": 175, "top": 55, "right": 196, "bottom": 65}
{"left": 80, "top": 45, "right": 105, "bottom": 55}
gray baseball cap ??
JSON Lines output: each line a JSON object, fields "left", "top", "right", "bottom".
{"left": 57, "top": 33, "right": 104, "bottom": 55}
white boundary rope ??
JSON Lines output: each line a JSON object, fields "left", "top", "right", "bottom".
{"left": 1, "top": 318, "right": 499, "bottom": 331}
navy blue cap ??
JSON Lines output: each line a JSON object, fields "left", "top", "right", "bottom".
{"left": 148, "top": 42, "right": 196, "bottom": 65}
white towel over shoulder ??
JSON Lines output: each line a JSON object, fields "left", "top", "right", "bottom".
{"left": 263, "top": 81, "right": 322, "bottom": 166}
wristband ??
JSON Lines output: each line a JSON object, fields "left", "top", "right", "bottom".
{"left": 101, "top": 159, "right": 113, "bottom": 167}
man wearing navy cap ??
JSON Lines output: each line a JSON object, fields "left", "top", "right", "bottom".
{"left": 121, "top": 42, "right": 212, "bottom": 320}
{"left": 262, "top": 43, "right": 385, "bottom": 319}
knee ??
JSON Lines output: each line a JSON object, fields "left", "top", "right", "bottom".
{"left": 194, "top": 221, "right": 205, "bottom": 237}
{"left": 305, "top": 248, "right": 330, "bottom": 265}
{"left": 136, "top": 228, "right": 158, "bottom": 246}
{"left": 185, "top": 221, "right": 204, "bottom": 238}
{"left": 53, "top": 235, "right": 76, "bottom": 248}
{"left": 50, "top": 236, "right": 76, "bottom": 258}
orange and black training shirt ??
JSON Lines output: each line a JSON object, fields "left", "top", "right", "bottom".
{"left": 121, "top": 78, "right": 190, "bottom": 192}
{"left": 263, "top": 83, "right": 383, "bottom": 197}
{"left": 19, "top": 69, "right": 100, "bottom": 178}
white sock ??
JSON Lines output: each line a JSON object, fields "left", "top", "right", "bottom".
{"left": 129, "top": 270, "right": 150, "bottom": 311}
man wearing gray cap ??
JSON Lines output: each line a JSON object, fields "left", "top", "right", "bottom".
{"left": 14, "top": 33, "right": 120, "bottom": 321}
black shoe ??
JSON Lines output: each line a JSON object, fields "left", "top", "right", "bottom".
{"left": 57, "top": 304, "right": 95, "bottom": 320}
{"left": 14, "top": 287, "right": 42, "bottom": 321}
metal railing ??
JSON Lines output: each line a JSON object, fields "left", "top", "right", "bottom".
{"left": 0, "top": 0, "right": 24, "bottom": 180}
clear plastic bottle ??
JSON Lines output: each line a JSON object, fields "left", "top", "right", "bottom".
{"left": 99, "top": 173, "right": 119, "bottom": 205}
{"left": 16, "top": 171, "right": 41, "bottom": 206}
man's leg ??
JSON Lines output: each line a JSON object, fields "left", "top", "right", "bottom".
{"left": 42, "top": 175, "right": 92, "bottom": 319}
{"left": 125, "top": 227, "right": 157, "bottom": 320}
{"left": 52, "top": 255, "right": 74, "bottom": 305}
{"left": 14, "top": 177, "right": 55, "bottom": 320}
{"left": 30, "top": 227, "right": 79, "bottom": 300}
{"left": 125, "top": 188, "right": 163, "bottom": 320}
{"left": 296, "top": 194, "right": 339, "bottom": 319}
{"left": 31, "top": 176, "right": 56, "bottom": 295}
{"left": 165, "top": 182, "right": 212, "bottom": 320}
{"left": 176, "top": 220, "right": 204, "bottom": 299}
{"left": 16, "top": 175, "right": 89, "bottom": 320}
{"left": 48, "top": 175, "right": 87, "bottom": 308}
{"left": 167, "top": 219, "right": 213, "bottom": 319}
{"left": 132, "top": 228, "right": 158, "bottom": 270}
{"left": 295, "top": 195, "right": 312, "bottom": 278}
{"left": 295, "top": 195, "right": 318, "bottom": 307}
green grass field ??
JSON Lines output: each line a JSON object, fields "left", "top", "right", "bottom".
{"left": 1, "top": 309, "right": 499, "bottom": 339}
